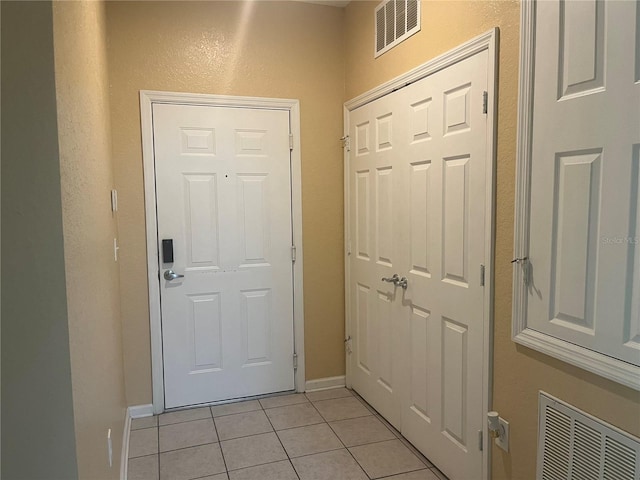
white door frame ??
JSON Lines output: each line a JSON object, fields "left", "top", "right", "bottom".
{"left": 343, "top": 29, "right": 498, "bottom": 480}
{"left": 140, "top": 90, "right": 305, "bottom": 414}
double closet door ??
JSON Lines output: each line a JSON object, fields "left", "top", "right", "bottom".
{"left": 347, "top": 50, "right": 489, "bottom": 480}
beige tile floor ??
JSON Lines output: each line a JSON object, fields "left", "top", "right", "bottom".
{"left": 127, "top": 388, "right": 449, "bottom": 480}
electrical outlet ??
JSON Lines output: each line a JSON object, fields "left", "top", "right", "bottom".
{"left": 107, "top": 428, "right": 113, "bottom": 467}
{"left": 495, "top": 417, "right": 509, "bottom": 452}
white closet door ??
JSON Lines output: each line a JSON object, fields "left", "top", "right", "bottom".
{"left": 348, "top": 50, "right": 489, "bottom": 479}
{"left": 527, "top": 0, "right": 640, "bottom": 365}
{"left": 398, "top": 51, "right": 488, "bottom": 480}
{"left": 348, "top": 91, "right": 408, "bottom": 428}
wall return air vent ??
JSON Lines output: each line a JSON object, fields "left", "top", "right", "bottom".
{"left": 375, "top": 0, "right": 420, "bottom": 58}
{"left": 538, "top": 392, "right": 640, "bottom": 480}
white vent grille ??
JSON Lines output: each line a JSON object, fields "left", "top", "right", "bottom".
{"left": 538, "top": 392, "right": 640, "bottom": 480}
{"left": 374, "top": 0, "right": 420, "bottom": 58}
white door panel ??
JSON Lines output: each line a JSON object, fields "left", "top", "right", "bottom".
{"left": 528, "top": 0, "right": 640, "bottom": 365}
{"left": 348, "top": 50, "right": 488, "bottom": 479}
{"left": 350, "top": 92, "right": 406, "bottom": 428}
{"left": 153, "top": 104, "right": 294, "bottom": 408}
{"left": 400, "top": 51, "right": 487, "bottom": 480}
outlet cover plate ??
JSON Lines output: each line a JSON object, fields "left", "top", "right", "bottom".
{"left": 495, "top": 417, "right": 509, "bottom": 452}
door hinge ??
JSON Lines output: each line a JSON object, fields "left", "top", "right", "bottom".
{"left": 289, "top": 134, "right": 294, "bottom": 150}
{"left": 291, "top": 245, "right": 297, "bottom": 263}
{"left": 478, "top": 430, "right": 483, "bottom": 451}
{"left": 344, "top": 336, "right": 353, "bottom": 354}
{"left": 293, "top": 353, "right": 298, "bottom": 369}
{"left": 480, "top": 264, "right": 485, "bottom": 286}
{"left": 341, "top": 135, "right": 351, "bottom": 152}
{"left": 482, "top": 91, "right": 488, "bottom": 114}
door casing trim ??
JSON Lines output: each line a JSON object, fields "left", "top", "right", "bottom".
{"left": 140, "top": 90, "right": 305, "bottom": 414}
{"left": 343, "top": 28, "right": 498, "bottom": 480}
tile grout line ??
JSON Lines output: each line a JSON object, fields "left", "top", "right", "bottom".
{"left": 374, "top": 465, "right": 436, "bottom": 480}
{"left": 214, "top": 409, "right": 275, "bottom": 442}
{"left": 261, "top": 400, "right": 312, "bottom": 411}
{"left": 161, "top": 390, "right": 296, "bottom": 414}
{"left": 307, "top": 397, "right": 373, "bottom": 479}
{"left": 343, "top": 437, "right": 408, "bottom": 450}
{"left": 156, "top": 416, "right": 161, "bottom": 480}
{"left": 352, "top": 393, "right": 437, "bottom": 473}
{"left": 317, "top": 412, "right": 374, "bottom": 423}
{"left": 352, "top": 394, "right": 416, "bottom": 443}
{"left": 157, "top": 440, "right": 220, "bottom": 455}
{"left": 225, "top": 458, "right": 298, "bottom": 476}
{"left": 210, "top": 406, "right": 231, "bottom": 477}
{"left": 217, "top": 428, "right": 276, "bottom": 443}
{"left": 352, "top": 393, "right": 441, "bottom": 474}
{"left": 144, "top": 391, "right": 447, "bottom": 480}
{"left": 270, "top": 418, "right": 326, "bottom": 433}
{"left": 262, "top": 401, "right": 301, "bottom": 480}
{"left": 287, "top": 445, "right": 346, "bottom": 461}
{"left": 303, "top": 389, "right": 354, "bottom": 403}
{"left": 211, "top": 407, "right": 262, "bottom": 419}
{"left": 157, "top": 415, "right": 215, "bottom": 427}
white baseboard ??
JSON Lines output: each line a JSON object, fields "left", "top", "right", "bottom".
{"left": 128, "top": 404, "right": 154, "bottom": 418}
{"left": 305, "top": 375, "right": 346, "bottom": 392}
{"left": 120, "top": 404, "right": 154, "bottom": 479}
{"left": 120, "top": 408, "right": 131, "bottom": 480}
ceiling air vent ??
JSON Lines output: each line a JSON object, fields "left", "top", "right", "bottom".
{"left": 375, "top": 0, "right": 420, "bottom": 58}
{"left": 537, "top": 392, "right": 640, "bottom": 480}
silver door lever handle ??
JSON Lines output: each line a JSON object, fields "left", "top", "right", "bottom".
{"left": 381, "top": 274, "right": 400, "bottom": 284}
{"left": 164, "top": 269, "right": 184, "bottom": 281}
{"left": 381, "top": 274, "right": 408, "bottom": 289}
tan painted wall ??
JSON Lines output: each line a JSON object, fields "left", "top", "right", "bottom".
{"left": 1, "top": 2, "right": 79, "bottom": 478}
{"left": 345, "top": 2, "right": 640, "bottom": 479}
{"left": 53, "top": 2, "right": 127, "bottom": 478}
{"left": 106, "top": 1, "right": 346, "bottom": 404}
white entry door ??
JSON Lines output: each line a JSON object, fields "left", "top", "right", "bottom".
{"left": 348, "top": 50, "right": 489, "bottom": 479}
{"left": 153, "top": 103, "right": 295, "bottom": 409}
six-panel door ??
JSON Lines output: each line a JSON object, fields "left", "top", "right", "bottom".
{"left": 528, "top": 0, "right": 640, "bottom": 367}
{"left": 153, "top": 103, "right": 295, "bottom": 408}
{"left": 348, "top": 50, "right": 488, "bottom": 479}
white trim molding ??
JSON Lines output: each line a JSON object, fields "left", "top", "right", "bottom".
{"left": 343, "top": 28, "right": 499, "bottom": 480}
{"left": 128, "top": 404, "right": 154, "bottom": 419}
{"left": 305, "top": 376, "right": 346, "bottom": 392}
{"left": 140, "top": 91, "right": 306, "bottom": 414}
{"left": 120, "top": 409, "right": 131, "bottom": 480}
{"left": 120, "top": 409, "right": 132, "bottom": 480}
{"left": 511, "top": 1, "right": 640, "bottom": 391}
{"left": 120, "top": 404, "right": 153, "bottom": 480}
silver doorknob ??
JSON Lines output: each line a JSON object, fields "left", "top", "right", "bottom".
{"left": 398, "top": 277, "right": 408, "bottom": 290}
{"left": 164, "top": 269, "right": 184, "bottom": 281}
{"left": 381, "top": 274, "right": 400, "bottom": 284}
